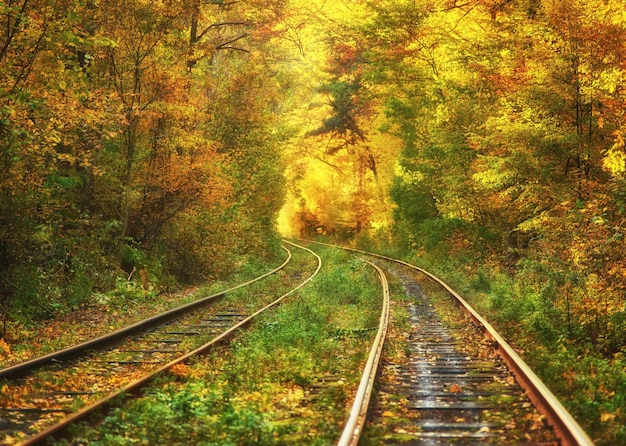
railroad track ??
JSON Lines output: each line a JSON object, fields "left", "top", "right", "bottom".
{"left": 0, "top": 240, "right": 321, "bottom": 445}
{"left": 299, "top": 240, "right": 594, "bottom": 446}
{"left": 363, "top": 263, "right": 558, "bottom": 444}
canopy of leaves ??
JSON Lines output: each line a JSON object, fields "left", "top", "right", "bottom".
{"left": 2, "top": 0, "right": 625, "bottom": 442}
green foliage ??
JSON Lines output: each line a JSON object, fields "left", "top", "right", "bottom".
{"left": 527, "top": 347, "right": 626, "bottom": 445}
{"left": 311, "top": 79, "right": 364, "bottom": 145}
{"left": 389, "top": 175, "right": 438, "bottom": 233}
{"left": 69, "top": 382, "right": 274, "bottom": 445}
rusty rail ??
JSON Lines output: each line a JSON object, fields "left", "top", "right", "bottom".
{"left": 337, "top": 260, "right": 390, "bottom": 446}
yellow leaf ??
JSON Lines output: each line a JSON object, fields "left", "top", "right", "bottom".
{"left": 169, "top": 363, "right": 188, "bottom": 377}
{"left": 600, "top": 413, "right": 616, "bottom": 423}
{"left": 0, "top": 338, "right": 10, "bottom": 355}
{"left": 382, "top": 410, "right": 394, "bottom": 417}
{"left": 603, "top": 131, "right": 626, "bottom": 175}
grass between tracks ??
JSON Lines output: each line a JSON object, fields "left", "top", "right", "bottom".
{"left": 58, "top": 245, "right": 383, "bottom": 445}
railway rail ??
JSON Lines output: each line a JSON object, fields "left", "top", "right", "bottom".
{"left": 0, "top": 240, "right": 321, "bottom": 445}
{"left": 300, "top": 240, "right": 593, "bottom": 446}
{"left": 0, "top": 247, "right": 293, "bottom": 380}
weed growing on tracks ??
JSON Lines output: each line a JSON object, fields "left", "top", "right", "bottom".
{"left": 61, "top": 245, "right": 383, "bottom": 444}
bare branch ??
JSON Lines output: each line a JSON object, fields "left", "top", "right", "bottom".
{"left": 215, "top": 34, "right": 248, "bottom": 51}
{"left": 196, "top": 21, "right": 250, "bottom": 42}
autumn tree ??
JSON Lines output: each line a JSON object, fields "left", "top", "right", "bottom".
{"left": 0, "top": 0, "right": 293, "bottom": 327}
{"left": 355, "top": 0, "right": 626, "bottom": 358}
{"left": 0, "top": 0, "right": 117, "bottom": 324}
{"left": 277, "top": 0, "right": 403, "bottom": 239}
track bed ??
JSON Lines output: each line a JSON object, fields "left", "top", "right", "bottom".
{"left": 365, "top": 264, "right": 557, "bottom": 444}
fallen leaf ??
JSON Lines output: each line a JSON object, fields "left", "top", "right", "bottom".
{"left": 169, "top": 363, "right": 188, "bottom": 377}
{"left": 600, "top": 413, "right": 616, "bottom": 423}
{"left": 0, "top": 338, "right": 10, "bottom": 355}
{"left": 449, "top": 383, "right": 462, "bottom": 393}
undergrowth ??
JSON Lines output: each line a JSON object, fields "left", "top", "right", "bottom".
{"left": 0, "top": 251, "right": 286, "bottom": 369}
{"left": 61, "top": 244, "right": 383, "bottom": 445}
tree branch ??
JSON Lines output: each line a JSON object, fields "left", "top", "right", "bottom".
{"left": 215, "top": 34, "right": 248, "bottom": 51}
{"left": 0, "top": 0, "right": 30, "bottom": 63}
{"left": 196, "top": 21, "right": 250, "bottom": 42}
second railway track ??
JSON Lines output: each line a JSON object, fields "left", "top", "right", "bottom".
{"left": 307, "top": 240, "right": 593, "bottom": 446}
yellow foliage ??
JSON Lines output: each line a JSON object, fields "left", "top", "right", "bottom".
{"left": 600, "top": 413, "right": 616, "bottom": 423}
{"left": 603, "top": 130, "right": 626, "bottom": 175}
{"left": 0, "top": 338, "right": 11, "bottom": 355}
{"left": 169, "top": 363, "right": 189, "bottom": 377}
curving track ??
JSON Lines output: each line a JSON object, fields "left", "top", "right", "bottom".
{"left": 0, "top": 247, "right": 293, "bottom": 380}
{"left": 338, "top": 260, "right": 390, "bottom": 446}
{"left": 364, "top": 263, "right": 559, "bottom": 444}
{"left": 298, "top": 240, "right": 593, "bottom": 446}
{"left": 0, "top": 241, "right": 321, "bottom": 445}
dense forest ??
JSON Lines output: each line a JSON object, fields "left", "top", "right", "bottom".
{"left": 0, "top": 0, "right": 289, "bottom": 326}
{"left": 1, "top": 0, "right": 625, "bottom": 442}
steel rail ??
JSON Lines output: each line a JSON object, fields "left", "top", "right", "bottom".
{"left": 20, "top": 241, "right": 322, "bottom": 445}
{"left": 298, "top": 239, "right": 594, "bottom": 446}
{"left": 337, "top": 260, "right": 390, "bottom": 446}
{"left": 0, "top": 247, "right": 292, "bottom": 380}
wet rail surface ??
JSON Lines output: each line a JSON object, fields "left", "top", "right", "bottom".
{"left": 365, "top": 264, "right": 559, "bottom": 445}
{"left": 0, "top": 241, "right": 321, "bottom": 445}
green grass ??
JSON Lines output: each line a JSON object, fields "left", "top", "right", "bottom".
{"left": 60, "top": 244, "right": 384, "bottom": 445}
